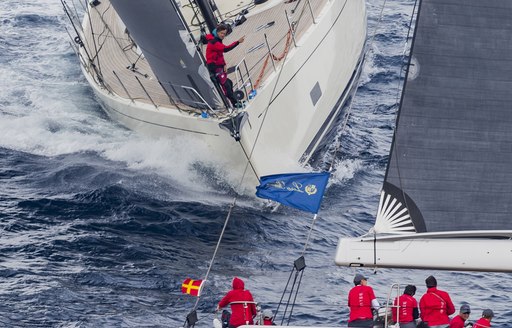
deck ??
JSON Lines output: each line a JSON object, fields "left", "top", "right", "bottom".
{"left": 77, "top": 0, "right": 328, "bottom": 116}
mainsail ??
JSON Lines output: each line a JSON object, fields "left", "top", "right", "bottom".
{"left": 336, "top": 0, "right": 512, "bottom": 271}
{"left": 110, "top": 0, "right": 219, "bottom": 108}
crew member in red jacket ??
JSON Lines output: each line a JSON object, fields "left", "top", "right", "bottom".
{"left": 419, "top": 275, "right": 455, "bottom": 328}
{"left": 261, "top": 309, "right": 276, "bottom": 325}
{"left": 205, "top": 24, "right": 245, "bottom": 106}
{"left": 348, "top": 273, "right": 380, "bottom": 327}
{"left": 449, "top": 304, "right": 471, "bottom": 328}
{"left": 474, "top": 309, "right": 493, "bottom": 328}
{"left": 392, "top": 284, "right": 419, "bottom": 328}
{"left": 217, "top": 277, "right": 257, "bottom": 327}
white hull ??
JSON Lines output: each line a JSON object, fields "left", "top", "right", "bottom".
{"left": 335, "top": 231, "right": 512, "bottom": 272}
{"left": 80, "top": 0, "right": 366, "bottom": 179}
{"left": 237, "top": 0, "right": 366, "bottom": 176}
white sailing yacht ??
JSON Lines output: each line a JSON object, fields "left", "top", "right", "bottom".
{"left": 62, "top": 0, "right": 367, "bottom": 179}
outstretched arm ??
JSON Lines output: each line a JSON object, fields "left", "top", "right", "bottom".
{"left": 223, "top": 36, "right": 245, "bottom": 52}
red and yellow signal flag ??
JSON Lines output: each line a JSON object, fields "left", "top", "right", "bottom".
{"left": 181, "top": 278, "right": 204, "bottom": 297}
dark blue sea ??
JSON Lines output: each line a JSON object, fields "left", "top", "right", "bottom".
{"left": 0, "top": 0, "right": 510, "bottom": 327}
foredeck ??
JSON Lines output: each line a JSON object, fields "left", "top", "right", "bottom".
{"left": 78, "top": 0, "right": 328, "bottom": 115}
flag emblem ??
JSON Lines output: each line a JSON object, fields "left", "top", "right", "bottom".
{"left": 305, "top": 184, "right": 317, "bottom": 195}
{"left": 181, "top": 278, "right": 204, "bottom": 297}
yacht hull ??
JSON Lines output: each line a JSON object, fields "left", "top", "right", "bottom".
{"left": 335, "top": 231, "right": 512, "bottom": 272}
{"left": 79, "top": 0, "right": 366, "bottom": 178}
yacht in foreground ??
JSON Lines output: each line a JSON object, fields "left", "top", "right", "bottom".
{"left": 63, "top": 0, "right": 367, "bottom": 179}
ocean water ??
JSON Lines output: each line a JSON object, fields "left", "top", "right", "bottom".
{"left": 0, "top": 0, "right": 510, "bottom": 327}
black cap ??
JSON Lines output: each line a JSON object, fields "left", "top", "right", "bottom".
{"left": 404, "top": 285, "right": 416, "bottom": 296}
{"left": 353, "top": 273, "right": 368, "bottom": 285}
{"left": 482, "top": 309, "right": 494, "bottom": 318}
{"left": 425, "top": 275, "right": 437, "bottom": 288}
{"left": 460, "top": 304, "right": 471, "bottom": 314}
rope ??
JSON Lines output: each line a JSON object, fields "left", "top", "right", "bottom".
{"left": 271, "top": 1, "right": 401, "bottom": 321}
{"left": 324, "top": 0, "right": 394, "bottom": 174}
{"left": 253, "top": 30, "right": 293, "bottom": 90}
{"left": 301, "top": 214, "right": 317, "bottom": 256}
{"left": 184, "top": 2, "right": 318, "bottom": 326}
{"left": 184, "top": 45, "right": 292, "bottom": 317}
{"left": 191, "top": 200, "right": 237, "bottom": 311}
{"left": 394, "top": 0, "right": 420, "bottom": 211}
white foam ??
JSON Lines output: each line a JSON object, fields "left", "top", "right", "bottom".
{"left": 330, "top": 158, "right": 363, "bottom": 183}
{"left": 0, "top": 0, "right": 259, "bottom": 197}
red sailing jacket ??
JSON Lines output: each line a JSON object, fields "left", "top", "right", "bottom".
{"left": 449, "top": 314, "right": 466, "bottom": 328}
{"left": 392, "top": 294, "right": 418, "bottom": 323}
{"left": 205, "top": 35, "right": 240, "bottom": 69}
{"left": 474, "top": 318, "right": 492, "bottom": 328}
{"left": 348, "top": 285, "right": 377, "bottom": 322}
{"left": 263, "top": 318, "right": 275, "bottom": 325}
{"left": 218, "top": 277, "right": 257, "bottom": 327}
{"left": 419, "top": 287, "right": 455, "bottom": 326}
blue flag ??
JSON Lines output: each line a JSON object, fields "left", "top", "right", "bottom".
{"left": 256, "top": 172, "right": 330, "bottom": 213}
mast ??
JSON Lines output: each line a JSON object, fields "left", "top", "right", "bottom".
{"left": 195, "top": 0, "right": 218, "bottom": 33}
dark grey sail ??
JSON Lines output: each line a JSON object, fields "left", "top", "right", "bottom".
{"left": 110, "top": 0, "right": 220, "bottom": 109}
{"left": 382, "top": 0, "right": 512, "bottom": 233}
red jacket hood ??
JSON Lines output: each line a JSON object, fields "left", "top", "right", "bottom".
{"left": 232, "top": 277, "right": 245, "bottom": 290}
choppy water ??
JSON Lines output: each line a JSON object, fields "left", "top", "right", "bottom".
{"left": 0, "top": 0, "right": 510, "bottom": 327}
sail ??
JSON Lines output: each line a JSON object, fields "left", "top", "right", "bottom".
{"left": 109, "top": 0, "right": 219, "bottom": 108}
{"left": 330, "top": 0, "right": 512, "bottom": 272}
{"left": 376, "top": 0, "right": 512, "bottom": 234}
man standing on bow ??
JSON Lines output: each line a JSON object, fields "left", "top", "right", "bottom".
{"left": 347, "top": 273, "right": 380, "bottom": 327}
{"left": 419, "top": 275, "right": 455, "bottom": 328}
{"left": 450, "top": 304, "right": 471, "bottom": 328}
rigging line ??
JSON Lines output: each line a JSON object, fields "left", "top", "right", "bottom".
{"left": 326, "top": 0, "right": 391, "bottom": 171}
{"left": 301, "top": 214, "right": 317, "bottom": 256}
{"left": 76, "top": 0, "right": 86, "bottom": 13}
{"left": 71, "top": 0, "right": 80, "bottom": 19}
{"left": 191, "top": 199, "right": 238, "bottom": 313}
{"left": 185, "top": 1, "right": 319, "bottom": 323}
{"left": 240, "top": 23, "right": 295, "bottom": 179}
{"left": 394, "top": 0, "right": 419, "bottom": 111}
{"left": 286, "top": 269, "right": 305, "bottom": 326}
{"left": 274, "top": 266, "right": 295, "bottom": 324}
{"left": 85, "top": 1, "right": 103, "bottom": 78}
{"left": 393, "top": 0, "right": 420, "bottom": 227}
{"left": 62, "top": 0, "right": 94, "bottom": 66}
{"left": 90, "top": 7, "right": 111, "bottom": 62}
{"left": 237, "top": 139, "right": 261, "bottom": 183}
{"left": 70, "top": 0, "right": 84, "bottom": 34}
{"left": 373, "top": 231, "right": 377, "bottom": 271}
{"left": 289, "top": 0, "right": 309, "bottom": 33}
{"left": 280, "top": 270, "right": 299, "bottom": 325}
{"left": 91, "top": 3, "right": 132, "bottom": 64}
{"left": 186, "top": 6, "right": 306, "bottom": 324}
{"left": 227, "top": 1, "right": 306, "bottom": 188}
